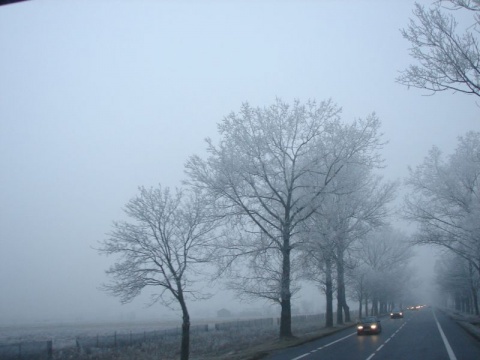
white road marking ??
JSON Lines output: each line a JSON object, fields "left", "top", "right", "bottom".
{"left": 290, "top": 319, "right": 411, "bottom": 360}
{"left": 364, "top": 319, "right": 408, "bottom": 360}
{"left": 291, "top": 354, "right": 309, "bottom": 360}
{"left": 289, "top": 332, "right": 356, "bottom": 360}
{"left": 317, "top": 332, "right": 356, "bottom": 349}
{"left": 433, "top": 309, "right": 458, "bottom": 360}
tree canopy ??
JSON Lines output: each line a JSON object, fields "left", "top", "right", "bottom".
{"left": 405, "top": 131, "right": 480, "bottom": 282}
{"left": 186, "top": 98, "right": 386, "bottom": 338}
{"left": 98, "top": 185, "right": 219, "bottom": 360}
{"left": 398, "top": 1, "right": 480, "bottom": 97}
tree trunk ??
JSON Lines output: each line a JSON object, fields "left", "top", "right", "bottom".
{"left": 468, "top": 261, "right": 480, "bottom": 315}
{"left": 358, "top": 298, "right": 362, "bottom": 319}
{"left": 372, "top": 298, "right": 379, "bottom": 315}
{"left": 279, "top": 243, "right": 293, "bottom": 338}
{"left": 344, "top": 302, "right": 351, "bottom": 322}
{"left": 178, "top": 290, "right": 190, "bottom": 360}
{"left": 336, "top": 248, "right": 351, "bottom": 323}
{"left": 358, "top": 277, "right": 363, "bottom": 319}
{"left": 455, "top": 292, "right": 461, "bottom": 311}
{"left": 336, "top": 292, "right": 343, "bottom": 324}
{"left": 280, "top": 297, "right": 292, "bottom": 338}
{"left": 325, "top": 257, "right": 334, "bottom": 327}
{"left": 472, "top": 288, "right": 479, "bottom": 316}
{"left": 380, "top": 301, "right": 387, "bottom": 314}
{"left": 364, "top": 297, "right": 368, "bottom": 317}
{"left": 336, "top": 278, "right": 344, "bottom": 324}
{"left": 336, "top": 250, "right": 343, "bottom": 325}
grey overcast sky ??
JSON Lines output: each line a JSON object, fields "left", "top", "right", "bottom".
{"left": 0, "top": 0, "right": 478, "bottom": 325}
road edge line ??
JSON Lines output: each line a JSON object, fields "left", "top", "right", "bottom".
{"left": 433, "top": 309, "right": 458, "bottom": 360}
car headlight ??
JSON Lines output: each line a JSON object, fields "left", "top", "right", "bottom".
{"left": 400, "top": 312, "right": 403, "bottom": 316}
{"left": 371, "top": 324, "right": 377, "bottom": 329}
{"left": 357, "top": 325, "right": 363, "bottom": 330}
{"left": 390, "top": 313, "right": 393, "bottom": 316}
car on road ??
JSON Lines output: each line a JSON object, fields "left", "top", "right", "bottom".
{"left": 390, "top": 308, "right": 404, "bottom": 319}
{"left": 357, "top": 316, "right": 382, "bottom": 335}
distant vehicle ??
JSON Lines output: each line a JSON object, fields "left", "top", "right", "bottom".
{"left": 357, "top": 316, "right": 382, "bottom": 335}
{"left": 390, "top": 308, "right": 403, "bottom": 318}
{"left": 407, "top": 305, "right": 424, "bottom": 310}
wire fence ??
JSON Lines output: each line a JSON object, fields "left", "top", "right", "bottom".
{"left": 0, "top": 340, "right": 52, "bottom": 360}
{"left": 0, "top": 312, "right": 356, "bottom": 359}
{"left": 75, "top": 324, "right": 208, "bottom": 351}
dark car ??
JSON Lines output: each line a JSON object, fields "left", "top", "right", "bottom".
{"left": 390, "top": 308, "right": 404, "bottom": 319}
{"left": 357, "top": 316, "right": 382, "bottom": 335}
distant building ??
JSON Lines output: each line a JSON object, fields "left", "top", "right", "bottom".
{"left": 217, "top": 308, "right": 232, "bottom": 318}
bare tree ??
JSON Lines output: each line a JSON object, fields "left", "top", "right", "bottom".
{"left": 347, "top": 263, "right": 374, "bottom": 319}
{"left": 353, "top": 227, "right": 414, "bottom": 315}
{"left": 97, "top": 185, "right": 218, "bottom": 360}
{"left": 404, "top": 131, "right": 480, "bottom": 286}
{"left": 185, "top": 99, "right": 384, "bottom": 338}
{"left": 332, "top": 176, "right": 396, "bottom": 325}
{"left": 435, "top": 251, "right": 480, "bottom": 313}
{"left": 217, "top": 229, "right": 303, "bottom": 306}
{"left": 302, "top": 163, "right": 396, "bottom": 325}
{"left": 299, "top": 234, "right": 337, "bottom": 327}
{"left": 398, "top": 1, "right": 480, "bottom": 98}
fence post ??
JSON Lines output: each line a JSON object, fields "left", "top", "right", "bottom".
{"left": 76, "top": 337, "right": 84, "bottom": 355}
{"left": 47, "top": 340, "right": 53, "bottom": 359}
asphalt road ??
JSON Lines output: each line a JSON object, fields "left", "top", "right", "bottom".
{"left": 265, "top": 308, "right": 480, "bottom": 360}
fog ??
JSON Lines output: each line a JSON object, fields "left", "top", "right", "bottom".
{"left": 0, "top": 0, "right": 478, "bottom": 326}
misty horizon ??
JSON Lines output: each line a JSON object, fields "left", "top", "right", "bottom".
{"left": 1, "top": 0, "right": 477, "bottom": 329}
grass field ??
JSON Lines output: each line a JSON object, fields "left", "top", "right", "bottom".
{"left": 0, "top": 313, "right": 354, "bottom": 359}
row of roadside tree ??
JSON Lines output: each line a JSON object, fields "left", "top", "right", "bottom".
{"left": 98, "top": 98, "right": 418, "bottom": 360}
{"left": 97, "top": 2, "right": 480, "bottom": 358}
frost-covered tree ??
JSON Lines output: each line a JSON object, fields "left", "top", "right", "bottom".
{"left": 405, "top": 131, "right": 480, "bottom": 287}
{"left": 352, "top": 227, "right": 414, "bottom": 315}
{"left": 302, "top": 163, "right": 396, "bottom": 325}
{"left": 398, "top": 1, "right": 480, "bottom": 98}
{"left": 435, "top": 251, "right": 480, "bottom": 313}
{"left": 185, "top": 98, "right": 384, "bottom": 338}
{"left": 347, "top": 263, "right": 375, "bottom": 318}
{"left": 299, "top": 228, "right": 337, "bottom": 327}
{"left": 98, "top": 186, "right": 218, "bottom": 360}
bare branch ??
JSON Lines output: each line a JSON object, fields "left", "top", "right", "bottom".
{"left": 398, "top": 2, "right": 480, "bottom": 98}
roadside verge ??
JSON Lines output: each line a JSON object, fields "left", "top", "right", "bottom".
{"left": 440, "top": 308, "right": 480, "bottom": 342}
{"left": 201, "top": 322, "right": 357, "bottom": 360}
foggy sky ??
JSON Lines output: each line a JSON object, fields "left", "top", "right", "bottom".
{"left": 1, "top": 0, "right": 478, "bottom": 325}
